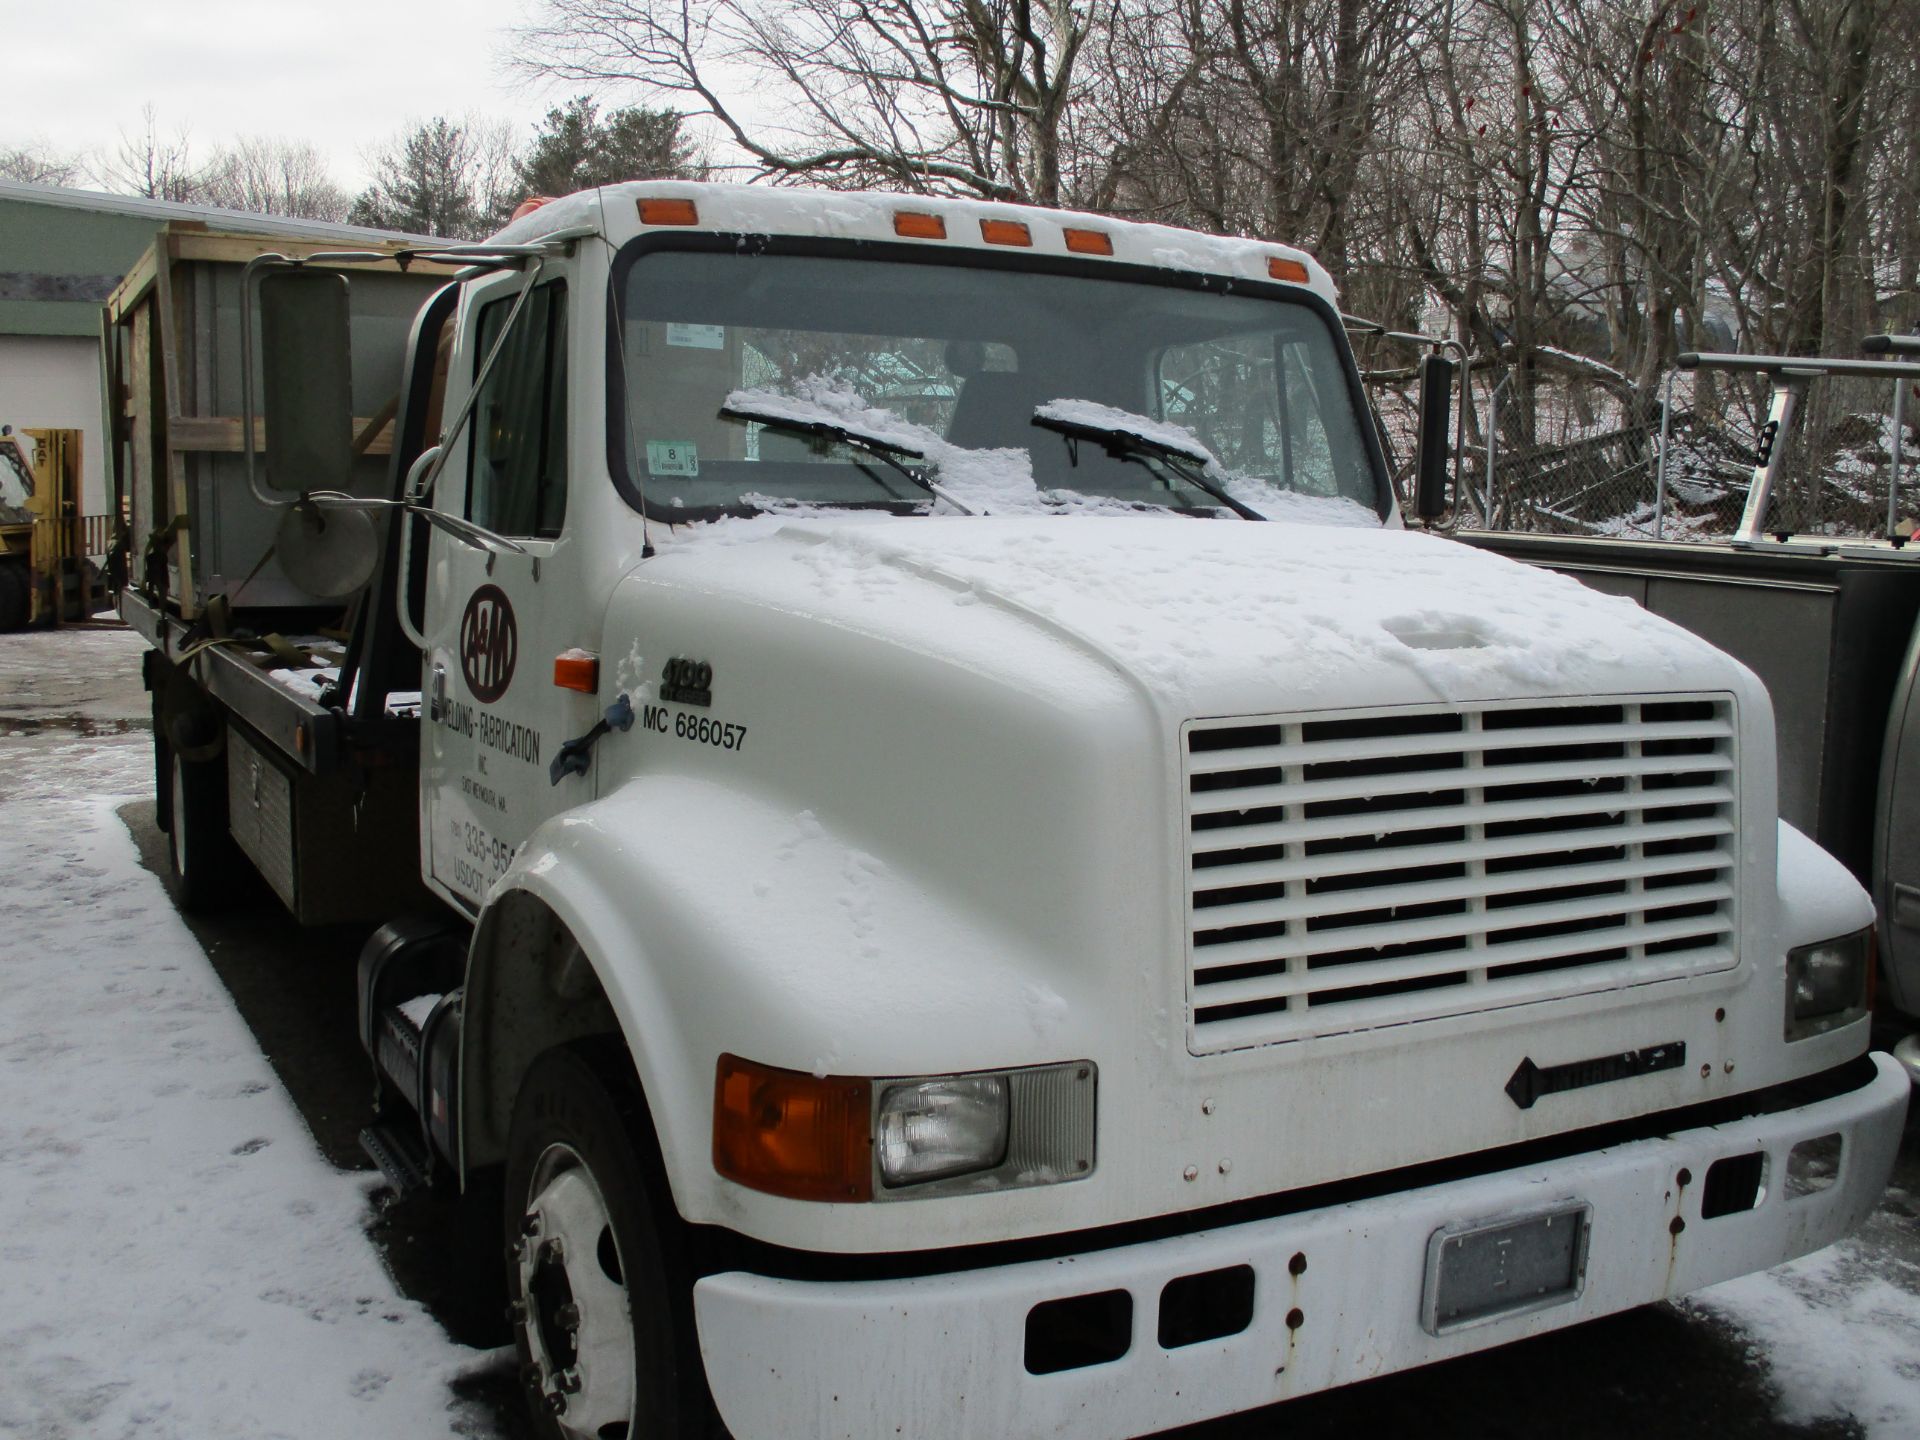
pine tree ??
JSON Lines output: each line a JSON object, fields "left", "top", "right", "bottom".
{"left": 514, "top": 97, "right": 700, "bottom": 198}
{"left": 350, "top": 119, "right": 486, "bottom": 238}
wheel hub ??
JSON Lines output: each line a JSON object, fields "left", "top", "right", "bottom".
{"left": 515, "top": 1147, "right": 636, "bottom": 1437}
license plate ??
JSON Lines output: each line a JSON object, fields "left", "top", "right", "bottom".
{"left": 1422, "top": 1201, "right": 1591, "bottom": 1335}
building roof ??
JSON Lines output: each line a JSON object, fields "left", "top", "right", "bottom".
{"left": 0, "top": 179, "right": 437, "bottom": 339}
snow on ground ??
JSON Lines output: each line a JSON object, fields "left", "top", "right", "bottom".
{"left": 1690, "top": 1200, "right": 1920, "bottom": 1438}
{"left": 0, "top": 627, "right": 496, "bottom": 1440}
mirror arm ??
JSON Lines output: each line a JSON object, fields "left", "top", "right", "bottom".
{"left": 409, "top": 255, "right": 549, "bottom": 506}
{"left": 390, "top": 447, "right": 440, "bottom": 653}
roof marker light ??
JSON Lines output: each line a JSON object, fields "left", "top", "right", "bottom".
{"left": 638, "top": 197, "right": 700, "bottom": 226}
{"left": 980, "top": 219, "right": 1033, "bottom": 248}
{"left": 894, "top": 212, "right": 947, "bottom": 239}
{"left": 1063, "top": 228, "right": 1114, "bottom": 256}
{"left": 510, "top": 196, "right": 558, "bottom": 222}
{"left": 1268, "top": 256, "right": 1310, "bottom": 284}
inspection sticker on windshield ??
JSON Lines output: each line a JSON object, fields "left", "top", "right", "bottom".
{"left": 666, "top": 323, "right": 726, "bottom": 350}
{"left": 647, "top": 441, "right": 699, "bottom": 477}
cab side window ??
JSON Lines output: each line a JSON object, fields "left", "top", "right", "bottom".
{"left": 469, "top": 283, "right": 568, "bottom": 537}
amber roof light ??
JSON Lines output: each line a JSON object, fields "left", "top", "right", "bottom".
{"left": 1063, "top": 228, "right": 1114, "bottom": 256}
{"left": 638, "top": 197, "right": 700, "bottom": 226}
{"left": 894, "top": 211, "right": 947, "bottom": 239}
{"left": 979, "top": 218, "right": 1033, "bottom": 247}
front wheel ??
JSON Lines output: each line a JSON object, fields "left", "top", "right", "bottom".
{"left": 505, "top": 1043, "right": 725, "bottom": 1440}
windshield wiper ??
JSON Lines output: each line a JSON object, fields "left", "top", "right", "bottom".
{"left": 718, "top": 400, "right": 978, "bottom": 515}
{"left": 1031, "top": 407, "right": 1265, "bottom": 520}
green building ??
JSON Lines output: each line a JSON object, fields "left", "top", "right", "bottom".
{"left": 0, "top": 179, "right": 418, "bottom": 529}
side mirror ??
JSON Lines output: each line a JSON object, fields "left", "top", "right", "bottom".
{"left": 260, "top": 269, "right": 353, "bottom": 494}
{"left": 1413, "top": 352, "right": 1456, "bottom": 524}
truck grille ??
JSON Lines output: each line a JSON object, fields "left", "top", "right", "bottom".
{"left": 1183, "top": 696, "right": 1739, "bottom": 1053}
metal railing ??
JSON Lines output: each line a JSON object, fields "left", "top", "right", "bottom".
{"left": 1448, "top": 335, "right": 1919, "bottom": 544}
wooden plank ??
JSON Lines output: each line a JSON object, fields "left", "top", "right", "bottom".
{"left": 153, "top": 252, "right": 196, "bottom": 615}
{"left": 104, "top": 243, "right": 160, "bottom": 323}
{"left": 169, "top": 415, "right": 395, "bottom": 457}
{"left": 170, "top": 232, "right": 464, "bottom": 276}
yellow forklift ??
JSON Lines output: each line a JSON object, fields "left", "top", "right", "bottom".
{"left": 0, "top": 426, "right": 98, "bottom": 629}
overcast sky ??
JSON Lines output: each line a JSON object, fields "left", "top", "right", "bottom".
{"left": 13, "top": 0, "right": 580, "bottom": 191}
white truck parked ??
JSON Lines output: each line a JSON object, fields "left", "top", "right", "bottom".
{"left": 111, "top": 185, "right": 1907, "bottom": 1440}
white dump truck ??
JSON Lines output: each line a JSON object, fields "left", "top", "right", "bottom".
{"left": 111, "top": 185, "right": 1907, "bottom": 1440}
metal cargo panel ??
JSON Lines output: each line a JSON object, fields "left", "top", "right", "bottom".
{"left": 227, "top": 726, "right": 297, "bottom": 908}
{"left": 171, "top": 258, "right": 430, "bottom": 610}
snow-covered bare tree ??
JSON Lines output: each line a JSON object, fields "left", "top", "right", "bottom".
{"left": 517, "top": 0, "right": 1097, "bottom": 202}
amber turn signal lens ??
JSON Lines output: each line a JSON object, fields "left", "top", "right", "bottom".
{"left": 979, "top": 218, "right": 1032, "bottom": 247}
{"left": 714, "top": 1054, "right": 873, "bottom": 1202}
{"left": 894, "top": 211, "right": 947, "bottom": 239}
{"left": 1268, "top": 256, "right": 1310, "bottom": 284}
{"left": 553, "top": 650, "right": 599, "bottom": 694}
{"left": 1062, "top": 228, "right": 1113, "bottom": 256}
{"left": 638, "top": 197, "right": 700, "bottom": 226}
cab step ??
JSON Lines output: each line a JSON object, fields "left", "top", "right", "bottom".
{"left": 359, "top": 1120, "right": 431, "bottom": 1194}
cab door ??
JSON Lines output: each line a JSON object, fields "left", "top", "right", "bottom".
{"left": 421, "top": 271, "right": 593, "bottom": 908}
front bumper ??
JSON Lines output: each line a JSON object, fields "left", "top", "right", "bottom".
{"left": 695, "top": 1053, "right": 1908, "bottom": 1440}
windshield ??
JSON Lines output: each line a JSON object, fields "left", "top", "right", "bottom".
{"left": 609, "top": 246, "right": 1385, "bottom": 522}
{"left": 0, "top": 443, "right": 33, "bottom": 521}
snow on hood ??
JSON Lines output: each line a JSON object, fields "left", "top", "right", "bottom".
{"left": 654, "top": 514, "right": 1734, "bottom": 716}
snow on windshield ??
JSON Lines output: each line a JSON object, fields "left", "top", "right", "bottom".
{"left": 727, "top": 380, "right": 1379, "bottom": 526}
{"left": 1033, "top": 399, "right": 1380, "bottom": 527}
{"left": 728, "top": 379, "right": 1150, "bottom": 517}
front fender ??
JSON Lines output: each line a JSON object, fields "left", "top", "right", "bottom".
{"left": 470, "top": 771, "right": 1106, "bottom": 1246}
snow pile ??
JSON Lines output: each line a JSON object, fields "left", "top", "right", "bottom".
{"left": 1033, "top": 398, "right": 1215, "bottom": 464}
{"left": 0, "top": 717, "right": 492, "bottom": 1436}
{"left": 264, "top": 662, "right": 340, "bottom": 704}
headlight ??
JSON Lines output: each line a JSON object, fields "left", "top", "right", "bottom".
{"left": 714, "top": 1055, "right": 1096, "bottom": 1202}
{"left": 876, "top": 1076, "right": 1009, "bottom": 1186}
{"left": 1784, "top": 928, "right": 1873, "bottom": 1040}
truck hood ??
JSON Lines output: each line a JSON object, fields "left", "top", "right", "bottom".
{"left": 641, "top": 514, "right": 1737, "bottom": 718}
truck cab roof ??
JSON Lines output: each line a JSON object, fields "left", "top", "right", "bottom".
{"left": 489, "top": 180, "right": 1340, "bottom": 310}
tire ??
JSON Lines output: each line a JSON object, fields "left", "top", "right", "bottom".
{"left": 167, "top": 747, "right": 239, "bottom": 913}
{"left": 505, "top": 1042, "right": 726, "bottom": 1440}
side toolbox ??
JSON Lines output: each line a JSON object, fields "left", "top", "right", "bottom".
{"left": 225, "top": 721, "right": 430, "bottom": 924}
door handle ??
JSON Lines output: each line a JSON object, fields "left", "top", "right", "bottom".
{"left": 429, "top": 662, "right": 447, "bottom": 722}
{"left": 550, "top": 694, "right": 635, "bottom": 786}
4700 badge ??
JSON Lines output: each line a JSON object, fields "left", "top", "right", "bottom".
{"left": 640, "top": 702, "right": 747, "bottom": 752}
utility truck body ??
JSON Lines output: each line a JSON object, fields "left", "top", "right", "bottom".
{"left": 115, "top": 184, "right": 1907, "bottom": 1440}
